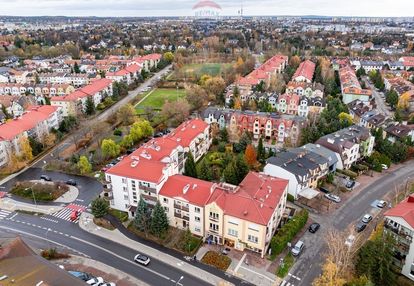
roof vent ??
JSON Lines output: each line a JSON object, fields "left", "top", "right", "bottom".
{"left": 192, "top": 184, "right": 197, "bottom": 190}
{"left": 183, "top": 184, "right": 190, "bottom": 194}
{"left": 131, "top": 160, "right": 139, "bottom": 168}
{"left": 260, "top": 203, "right": 264, "bottom": 208}
{"left": 243, "top": 210, "right": 248, "bottom": 216}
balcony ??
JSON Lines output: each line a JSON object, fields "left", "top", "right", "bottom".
{"left": 174, "top": 212, "right": 181, "bottom": 219}
{"left": 209, "top": 216, "right": 219, "bottom": 222}
{"left": 102, "top": 191, "right": 113, "bottom": 200}
{"left": 141, "top": 194, "right": 157, "bottom": 202}
{"left": 174, "top": 203, "right": 189, "bottom": 212}
{"left": 139, "top": 185, "right": 156, "bottom": 194}
{"left": 209, "top": 228, "right": 219, "bottom": 234}
{"left": 384, "top": 223, "right": 413, "bottom": 243}
{"left": 182, "top": 215, "right": 189, "bottom": 221}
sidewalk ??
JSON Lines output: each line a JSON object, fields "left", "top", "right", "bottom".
{"left": 57, "top": 254, "right": 149, "bottom": 286}
{"left": 54, "top": 185, "right": 79, "bottom": 203}
{"left": 0, "top": 196, "right": 63, "bottom": 215}
{"left": 79, "top": 212, "right": 232, "bottom": 286}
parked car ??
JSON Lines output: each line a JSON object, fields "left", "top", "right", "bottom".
{"left": 154, "top": 132, "right": 164, "bottom": 138}
{"left": 134, "top": 254, "right": 151, "bottom": 266}
{"left": 346, "top": 181, "right": 355, "bottom": 189}
{"left": 291, "top": 240, "right": 304, "bottom": 256}
{"left": 355, "top": 222, "right": 367, "bottom": 232}
{"left": 40, "top": 175, "right": 52, "bottom": 181}
{"left": 319, "top": 187, "right": 330, "bottom": 194}
{"left": 362, "top": 214, "right": 372, "bottom": 224}
{"left": 377, "top": 200, "right": 387, "bottom": 208}
{"left": 324, "top": 193, "right": 341, "bottom": 203}
{"left": 65, "top": 179, "right": 77, "bottom": 186}
{"left": 86, "top": 277, "right": 104, "bottom": 285}
{"left": 68, "top": 271, "right": 93, "bottom": 281}
{"left": 308, "top": 223, "right": 320, "bottom": 233}
{"left": 381, "top": 164, "right": 388, "bottom": 170}
{"left": 345, "top": 235, "right": 355, "bottom": 247}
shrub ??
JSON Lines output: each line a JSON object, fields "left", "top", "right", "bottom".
{"left": 97, "top": 103, "right": 105, "bottom": 110}
{"left": 276, "top": 252, "right": 294, "bottom": 278}
{"left": 270, "top": 209, "right": 308, "bottom": 258}
{"left": 41, "top": 248, "right": 70, "bottom": 260}
{"left": 91, "top": 197, "right": 109, "bottom": 218}
{"left": 338, "top": 169, "right": 358, "bottom": 180}
{"left": 287, "top": 193, "right": 295, "bottom": 203}
{"left": 113, "top": 128, "right": 122, "bottom": 136}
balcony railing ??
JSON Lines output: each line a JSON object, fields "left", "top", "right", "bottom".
{"left": 141, "top": 194, "right": 157, "bottom": 202}
{"left": 174, "top": 212, "right": 181, "bottom": 219}
{"left": 384, "top": 224, "right": 413, "bottom": 242}
{"left": 209, "top": 228, "right": 219, "bottom": 234}
{"left": 139, "top": 185, "right": 157, "bottom": 194}
{"left": 174, "top": 204, "right": 189, "bottom": 212}
{"left": 182, "top": 215, "right": 189, "bottom": 221}
{"left": 209, "top": 216, "right": 219, "bottom": 222}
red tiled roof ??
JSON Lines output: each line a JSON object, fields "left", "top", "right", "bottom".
{"left": 207, "top": 172, "right": 288, "bottom": 225}
{"left": 125, "top": 64, "right": 141, "bottom": 73}
{"left": 385, "top": 195, "right": 414, "bottom": 228}
{"left": 0, "top": 105, "right": 59, "bottom": 141}
{"left": 159, "top": 175, "right": 215, "bottom": 206}
{"left": 167, "top": 118, "right": 209, "bottom": 147}
{"left": 50, "top": 78, "right": 112, "bottom": 102}
{"left": 293, "top": 60, "right": 315, "bottom": 82}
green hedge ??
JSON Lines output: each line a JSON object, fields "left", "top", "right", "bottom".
{"left": 270, "top": 209, "right": 309, "bottom": 259}
{"left": 338, "top": 169, "right": 358, "bottom": 180}
{"left": 287, "top": 194, "right": 295, "bottom": 203}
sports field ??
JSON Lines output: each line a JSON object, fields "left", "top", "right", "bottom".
{"left": 135, "top": 88, "right": 186, "bottom": 114}
{"left": 168, "top": 63, "right": 232, "bottom": 81}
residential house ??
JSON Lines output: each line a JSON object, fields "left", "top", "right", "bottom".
{"left": 385, "top": 123, "right": 414, "bottom": 143}
{"left": 339, "top": 65, "right": 372, "bottom": 104}
{"left": 292, "top": 60, "right": 316, "bottom": 83}
{"left": 316, "top": 125, "right": 375, "bottom": 169}
{"left": 384, "top": 195, "right": 414, "bottom": 282}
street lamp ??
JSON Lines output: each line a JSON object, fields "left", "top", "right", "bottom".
{"left": 176, "top": 276, "right": 184, "bottom": 286}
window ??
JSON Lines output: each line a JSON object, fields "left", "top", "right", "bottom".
{"left": 122, "top": 178, "right": 127, "bottom": 184}
{"left": 124, "top": 194, "right": 129, "bottom": 200}
{"left": 195, "top": 227, "right": 201, "bottom": 232}
{"left": 163, "top": 198, "right": 169, "bottom": 203}
{"left": 248, "top": 235, "right": 258, "bottom": 243}
{"left": 164, "top": 207, "right": 169, "bottom": 212}
{"left": 209, "top": 212, "right": 219, "bottom": 220}
{"left": 228, "top": 229, "right": 238, "bottom": 237}
{"left": 195, "top": 216, "right": 200, "bottom": 222}
{"left": 123, "top": 186, "right": 127, "bottom": 192}
{"left": 194, "top": 207, "right": 201, "bottom": 213}
{"left": 410, "top": 263, "right": 414, "bottom": 276}
{"left": 209, "top": 223, "right": 219, "bottom": 231}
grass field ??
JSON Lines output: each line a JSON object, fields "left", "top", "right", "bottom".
{"left": 168, "top": 63, "right": 232, "bottom": 81}
{"left": 135, "top": 88, "right": 186, "bottom": 114}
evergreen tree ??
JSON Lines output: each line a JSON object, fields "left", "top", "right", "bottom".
{"left": 150, "top": 201, "right": 169, "bottom": 237}
{"left": 197, "top": 158, "right": 213, "bottom": 181}
{"left": 74, "top": 62, "right": 80, "bottom": 74}
{"left": 184, "top": 152, "right": 197, "bottom": 178}
{"left": 223, "top": 159, "right": 239, "bottom": 185}
{"left": 112, "top": 83, "right": 119, "bottom": 101}
{"left": 257, "top": 137, "right": 265, "bottom": 161}
{"left": 91, "top": 198, "right": 109, "bottom": 218}
{"left": 134, "top": 198, "right": 150, "bottom": 234}
{"left": 85, "top": 96, "right": 95, "bottom": 115}
{"left": 235, "top": 154, "right": 249, "bottom": 183}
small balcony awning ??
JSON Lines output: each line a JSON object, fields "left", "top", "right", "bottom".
{"left": 298, "top": 188, "right": 320, "bottom": 200}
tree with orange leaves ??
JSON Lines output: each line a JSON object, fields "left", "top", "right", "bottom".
{"left": 244, "top": 144, "right": 257, "bottom": 167}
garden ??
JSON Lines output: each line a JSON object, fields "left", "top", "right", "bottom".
{"left": 11, "top": 181, "right": 69, "bottom": 202}
{"left": 134, "top": 88, "right": 186, "bottom": 114}
{"left": 168, "top": 63, "right": 233, "bottom": 81}
{"left": 200, "top": 251, "right": 232, "bottom": 271}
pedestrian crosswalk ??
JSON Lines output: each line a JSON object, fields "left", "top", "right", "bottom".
{"left": 0, "top": 209, "right": 12, "bottom": 220}
{"left": 49, "top": 203, "right": 87, "bottom": 223}
{"left": 280, "top": 281, "right": 295, "bottom": 286}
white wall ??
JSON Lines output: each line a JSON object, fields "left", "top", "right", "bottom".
{"left": 263, "top": 164, "right": 300, "bottom": 198}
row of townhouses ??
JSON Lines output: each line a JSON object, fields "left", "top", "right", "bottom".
{"left": 339, "top": 65, "right": 372, "bottom": 104}
{"left": 0, "top": 105, "right": 62, "bottom": 167}
{"left": 202, "top": 107, "right": 307, "bottom": 147}
{"left": 104, "top": 118, "right": 289, "bottom": 257}
{"left": 0, "top": 83, "right": 75, "bottom": 97}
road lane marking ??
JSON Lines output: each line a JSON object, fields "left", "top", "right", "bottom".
{"left": 239, "top": 266, "right": 275, "bottom": 282}
{"left": 69, "top": 234, "right": 175, "bottom": 283}
{"left": 234, "top": 253, "right": 246, "bottom": 273}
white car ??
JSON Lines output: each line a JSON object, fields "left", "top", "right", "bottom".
{"left": 86, "top": 277, "right": 104, "bottom": 285}
{"left": 291, "top": 240, "right": 304, "bottom": 256}
{"left": 362, "top": 214, "right": 372, "bottom": 224}
{"left": 377, "top": 200, "right": 387, "bottom": 208}
{"left": 381, "top": 164, "right": 388, "bottom": 170}
{"left": 134, "top": 254, "right": 151, "bottom": 266}
{"left": 324, "top": 193, "right": 341, "bottom": 203}
{"left": 345, "top": 235, "right": 355, "bottom": 247}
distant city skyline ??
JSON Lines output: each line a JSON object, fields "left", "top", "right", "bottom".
{"left": 0, "top": 0, "right": 413, "bottom": 18}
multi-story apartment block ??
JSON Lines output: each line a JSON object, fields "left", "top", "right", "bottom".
{"left": 339, "top": 66, "right": 372, "bottom": 104}
{"left": 202, "top": 107, "right": 306, "bottom": 147}
{"left": 292, "top": 60, "right": 315, "bottom": 83}
{"left": 105, "top": 119, "right": 211, "bottom": 216}
{"left": 0, "top": 105, "right": 62, "bottom": 167}
{"left": 316, "top": 125, "right": 375, "bottom": 169}
{"left": 384, "top": 195, "right": 414, "bottom": 281}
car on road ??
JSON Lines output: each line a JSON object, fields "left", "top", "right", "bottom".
{"left": 40, "top": 175, "right": 52, "bottom": 181}
{"left": 68, "top": 271, "right": 93, "bottom": 281}
{"left": 377, "top": 200, "right": 387, "bottom": 208}
{"left": 65, "top": 179, "right": 77, "bottom": 186}
{"left": 362, "top": 214, "right": 372, "bottom": 224}
{"left": 86, "top": 277, "right": 104, "bottom": 285}
{"left": 309, "top": 223, "right": 320, "bottom": 233}
{"left": 355, "top": 222, "right": 367, "bottom": 232}
{"left": 324, "top": 193, "right": 341, "bottom": 203}
{"left": 134, "top": 254, "right": 150, "bottom": 266}
{"left": 291, "top": 240, "right": 304, "bottom": 256}
{"left": 345, "top": 235, "right": 355, "bottom": 247}
{"left": 70, "top": 210, "right": 80, "bottom": 221}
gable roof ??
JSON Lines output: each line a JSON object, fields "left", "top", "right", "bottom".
{"left": 385, "top": 195, "right": 414, "bottom": 229}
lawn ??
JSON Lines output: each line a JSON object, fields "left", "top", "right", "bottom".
{"left": 135, "top": 88, "right": 186, "bottom": 114}
{"left": 11, "top": 181, "right": 69, "bottom": 202}
{"left": 169, "top": 63, "right": 233, "bottom": 81}
{"left": 201, "top": 251, "right": 232, "bottom": 271}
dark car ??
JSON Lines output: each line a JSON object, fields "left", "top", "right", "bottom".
{"left": 68, "top": 271, "right": 93, "bottom": 281}
{"left": 154, "top": 132, "right": 164, "bottom": 138}
{"left": 309, "top": 223, "right": 320, "bottom": 233}
{"left": 40, "top": 175, "right": 52, "bottom": 181}
{"left": 355, "top": 222, "right": 367, "bottom": 233}
{"left": 319, "top": 187, "right": 330, "bottom": 194}
{"left": 65, "top": 179, "right": 77, "bottom": 186}
{"left": 346, "top": 181, "right": 356, "bottom": 189}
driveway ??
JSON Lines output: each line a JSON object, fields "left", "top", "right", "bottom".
{"left": 284, "top": 160, "right": 414, "bottom": 286}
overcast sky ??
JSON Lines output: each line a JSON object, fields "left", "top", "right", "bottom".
{"left": 0, "top": 0, "right": 413, "bottom": 17}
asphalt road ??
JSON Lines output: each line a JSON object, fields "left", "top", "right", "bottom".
{"left": 286, "top": 160, "right": 414, "bottom": 286}
{"left": 0, "top": 213, "right": 213, "bottom": 286}
{"left": 0, "top": 167, "right": 102, "bottom": 206}
{"left": 363, "top": 77, "right": 393, "bottom": 118}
